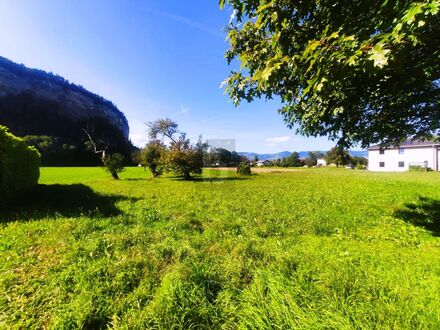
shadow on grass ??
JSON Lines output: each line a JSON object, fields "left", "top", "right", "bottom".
{"left": 0, "top": 184, "right": 138, "bottom": 222}
{"left": 394, "top": 197, "right": 440, "bottom": 236}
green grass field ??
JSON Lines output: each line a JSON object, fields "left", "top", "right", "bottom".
{"left": 1, "top": 167, "right": 440, "bottom": 329}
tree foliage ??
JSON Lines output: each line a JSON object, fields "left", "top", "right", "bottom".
{"left": 139, "top": 140, "right": 165, "bottom": 177}
{"left": 147, "top": 118, "right": 207, "bottom": 180}
{"left": 147, "top": 118, "right": 179, "bottom": 143}
{"left": 22, "top": 135, "right": 102, "bottom": 166}
{"left": 325, "top": 147, "right": 351, "bottom": 167}
{"left": 162, "top": 138, "right": 206, "bottom": 180}
{"left": 221, "top": 0, "right": 440, "bottom": 147}
{"left": 82, "top": 129, "right": 126, "bottom": 179}
{"left": 304, "top": 157, "right": 317, "bottom": 168}
{"left": 103, "top": 153, "right": 125, "bottom": 180}
{"left": 204, "top": 148, "right": 244, "bottom": 167}
{"left": 0, "top": 126, "right": 40, "bottom": 205}
{"left": 237, "top": 161, "right": 252, "bottom": 175}
{"left": 282, "top": 152, "right": 301, "bottom": 167}
{"left": 271, "top": 152, "right": 303, "bottom": 167}
{"left": 350, "top": 156, "right": 369, "bottom": 168}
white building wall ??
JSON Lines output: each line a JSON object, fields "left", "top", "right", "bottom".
{"left": 434, "top": 149, "right": 440, "bottom": 171}
{"left": 368, "top": 147, "right": 437, "bottom": 172}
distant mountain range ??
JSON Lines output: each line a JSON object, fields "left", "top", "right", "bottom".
{"left": 238, "top": 150, "right": 368, "bottom": 161}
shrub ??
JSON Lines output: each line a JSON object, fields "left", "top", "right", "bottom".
{"left": 139, "top": 141, "right": 165, "bottom": 177}
{"left": 409, "top": 165, "right": 430, "bottom": 172}
{"left": 0, "top": 126, "right": 40, "bottom": 204}
{"left": 304, "top": 158, "right": 317, "bottom": 168}
{"left": 237, "top": 161, "right": 252, "bottom": 175}
{"left": 103, "top": 153, "right": 125, "bottom": 179}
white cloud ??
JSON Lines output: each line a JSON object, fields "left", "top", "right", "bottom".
{"left": 130, "top": 133, "right": 148, "bottom": 148}
{"left": 265, "top": 136, "right": 292, "bottom": 148}
{"left": 266, "top": 136, "right": 291, "bottom": 143}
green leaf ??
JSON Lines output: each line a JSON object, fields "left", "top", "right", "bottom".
{"left": 369, "top": 43, "right": 391, "bottom": 68}
{"left": 303, "top": 77, "right": 318, "bottom": 96}
{"left": 316, "top": 78, "right": 328, "bottom": 92}
{"left": 303, "top": 40, "right": 320, "bottom": 58}
{"left": 403, "top": 4, "right": 424, "bottom": 25}
{"left": 346, "top": 55, "right": 357, "bottom": 66}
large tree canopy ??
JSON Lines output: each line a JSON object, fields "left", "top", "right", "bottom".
{"left": 220, "top": 0, "right": 440, "bottom": 147}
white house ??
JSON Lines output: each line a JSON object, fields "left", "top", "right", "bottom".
{"left": 256, "top": 160, "right": 272, "bottom": 167}
{"left": 368, "top": 140, "right": 440, "bottom": 172}
{"left": 317, "top": 158, "right": 327, "bottom": 166}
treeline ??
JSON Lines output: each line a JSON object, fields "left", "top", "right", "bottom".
{"left": 21, "top": 135, "right": 100, "bottom": 166}
{"left": 20, "top": 132, "right": 134, "bottom": 166}
{"left": 265, "top": 148, "right": 367, "bottom": 168}
{"left": 0, "top": 93, "right": 126, "bottom": 139}
{"left": 5, "top": 109, "right": 135, "bottom": 166}
{"left": 203, "top": 148, "right": 248, "bottom": 167}
{"left": 270, "top": 152, "right": 321, "bottom": 167}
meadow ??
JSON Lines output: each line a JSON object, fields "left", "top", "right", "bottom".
{"left": 1, "top": 167, "right": 439, "bottom": 329}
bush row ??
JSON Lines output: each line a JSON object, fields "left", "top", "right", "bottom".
{"left": 0, "top": 126, "right": 40, "bottom": 204}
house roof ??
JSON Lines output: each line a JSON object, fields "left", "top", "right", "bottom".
{"left": 369, "top": 139, "right": 440, "bottom": 150}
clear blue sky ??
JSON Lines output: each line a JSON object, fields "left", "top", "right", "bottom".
{"left": 0, "top": 0, "right": 343, "bottom": 153}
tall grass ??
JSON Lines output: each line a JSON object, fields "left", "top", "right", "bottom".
{"left": 0, "top": 167, "right": 439, "bottom": 328}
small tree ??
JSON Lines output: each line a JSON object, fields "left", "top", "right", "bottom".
{"left": 237, "top": 161, "right": 251, "bottom": 175}
{"left": 161, "top": 135, "right": 206, "bottom": 180}
{"left": 103, "top": 153, "right": 125, "bottom": 179}
{"left": 350, "top": 156, "right": 368, "bottom": 168}
{"left": 304, "top": 151, "right": 319, "bottom": 167}
{"left": 283, "top": 152, "right": 301, "bottom": 167}
{"left": 230, "top": 151, "right": 242, "bottom": 167}
{"left": 147, "top": 118, "right": 207, "bottom": 180}
{"left": 82, "top": 128, "right": 125, "bottom": 179}
{"left": 304, "top": 157, "right": 317, "bottom": 168}
{"left": 140, "top": 140, "right": 165, "bottom": 177}
{"left": 325, "top": 147, "right": 351, "bottom": 167}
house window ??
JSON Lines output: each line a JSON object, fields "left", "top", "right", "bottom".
{"left": 379, "top": 162, "right": 385, "bottom": 168}
{"left": 379, "top": 148, "right": 385, "bottom": 155}
{"left": 399, "top": 148, "right": 405, "bottom": 154}
{"left": 398, "top": 161, "right": 405, "bottom": 168}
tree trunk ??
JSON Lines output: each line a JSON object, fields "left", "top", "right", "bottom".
{"left": 111, "top": 171, "right": 119, "bottom": 180}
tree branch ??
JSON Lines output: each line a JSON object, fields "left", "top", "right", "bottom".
{"left": 82, "top": 128, "right": 106, "bottom": 161}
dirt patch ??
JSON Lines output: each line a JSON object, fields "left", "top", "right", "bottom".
{"left": 208, "top": 167, "right": 304, "bottom": 173}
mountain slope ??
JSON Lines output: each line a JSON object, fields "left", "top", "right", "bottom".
{"left": 0, "top": 56, "right": 129, "bottom": 146}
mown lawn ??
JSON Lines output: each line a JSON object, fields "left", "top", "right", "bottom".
{"left": 1, "top": 167, "right": 440, "bottom": 329}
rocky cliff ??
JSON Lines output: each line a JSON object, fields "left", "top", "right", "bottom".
{"left": 0, "top": 56, "right": 129, "bottom": 141}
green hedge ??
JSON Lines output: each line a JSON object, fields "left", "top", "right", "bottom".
{"left": 0, "top": 126, "right": 40, "bottom": 204}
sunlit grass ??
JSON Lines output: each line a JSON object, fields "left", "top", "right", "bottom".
{"left": 1, "top": 167, "right": 439, "bottom": 328}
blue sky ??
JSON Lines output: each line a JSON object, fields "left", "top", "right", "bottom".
{"left": 0, "top": 0, "right": 342, "bottom": 153}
